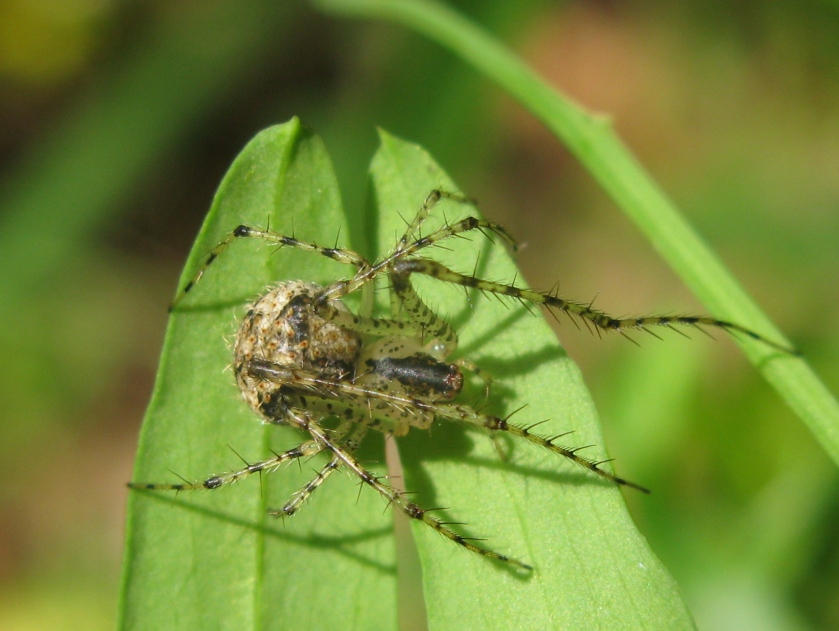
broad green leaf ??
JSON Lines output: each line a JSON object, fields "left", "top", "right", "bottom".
{"left": 368, "top": 131, "right": 693, "bottom": 630}
{"left": 121, "top": 122, "right": 693, "bottom": 629}
{"left": 120, "top": 119, "right": 396, "bottom": 631}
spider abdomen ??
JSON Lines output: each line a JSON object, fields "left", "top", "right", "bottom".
{"left": 233, "top": 281, "right": 361, "bottom": 419}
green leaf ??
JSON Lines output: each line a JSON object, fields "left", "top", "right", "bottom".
{"left": 121, "top": 122, "right": 693, "bottom": 629}
{"left": 369, "top": 130, "right": 693, "bottom": 630}
{"left": 120, "top": 119, "right": 396, "bottom": 631}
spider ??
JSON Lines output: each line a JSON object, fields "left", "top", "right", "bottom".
{"left": 129, "top": 189, "right": 797, "bottom": 571}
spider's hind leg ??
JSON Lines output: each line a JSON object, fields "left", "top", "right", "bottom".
{"left": 406, "top": 397, "right": 649, "bottom": 494}
{"left": 277, "top": 401, "right": 531, "bottom": 570}
{"left": 270, "top": 422, "right": 369, "bottom": 518}
{"left": 127, "top": 438, "right": 325, "bottom": 492}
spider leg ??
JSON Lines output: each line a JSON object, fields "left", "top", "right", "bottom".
{"left": 317, "top": 198, "right": 514, "bottom": 307}
{"left": 431, "top": 400, "right": 651, "bottom": 494}
{"left": 397, "top": 189, "right": 468, "bottom": 249}
{"left": 128, "top": 438, "right": 325, "bottom": 492}
{"left": 270, "top": 422, "right": 369, "bottom": 518}
{"left": 277, "top": 400, "right": 532, "bottom": 570}
{"left": 171, "top": 225, "right": 373, "bottom": 309}
{"left": 314, "top": 303, "right": 423, "bottom": 338}
{"left": 396, "top": 189, "right": 516, "bottom": 256}
{"left": 395, "top": 189, "right": 462, "bottom": 249}
{"left": 389, "top": 270, "right": 459, "bottom": 355}
{"left": 390, "top": 257, "right": 799, "bottom": 355}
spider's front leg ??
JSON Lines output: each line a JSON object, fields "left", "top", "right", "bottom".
{"left": 424, "top": 398, "right": 650, "bottom": 493}
{"left": 394, "top": 189, "right": 517, "bottom": 257}
{"left": 315, "top": 190, "right": 515, "bottom": 310}
{"left": 169, "top": 224, "right": 373, "bottom": 310}
{"left": 390, "top": 257, "right": 799, "bottom": 354}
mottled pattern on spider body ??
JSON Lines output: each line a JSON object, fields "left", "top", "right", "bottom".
{"left": 129, "top": 188, "right": 797, "bottom": 571}
{"left": 233, "top": 281, "right": 361, "bottom": 420}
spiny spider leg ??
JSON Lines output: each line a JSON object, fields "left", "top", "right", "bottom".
{"left": 389, "top": 265, "right": 459, "bottom": 354}
{"left": 171, "top": 225, "right": 373, "bottom": 309}
{"left": 271, "top": 423, "right": 369, "bottom": 518}
{"left": 277, "top": 400, "right": 532, "bottom": 571}
{"left": 396, "top": 189, "right": 471, "bottom": 250}
{"left": 128, "top": 438, "right": 325, "bottom": 492}
{"left": 389, "top": 257, "right": 799, "bottom": 355}
{"left": 319, "top": 193, "right": 515, "bottom": 304}
{"left": 129, "top": 418, "right": 365, "bottom": 522}
{"left": 307, "top": 188, "right": 796, "bottom": 355}
{"left": 437, "top": 401, "right": 650, "bottom": 494}
{"left": 396, "top": 189, "right": 515, "bottom": 254}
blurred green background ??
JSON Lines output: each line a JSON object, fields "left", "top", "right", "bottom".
{"left": 1, "top": 1, "right": 837, "bottom": 629}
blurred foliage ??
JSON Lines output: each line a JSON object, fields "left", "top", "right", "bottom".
{"left": 0, "top": 1, "right": 837, "bottom": 629}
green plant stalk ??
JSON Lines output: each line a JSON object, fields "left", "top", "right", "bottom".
{"left": 314, "top": 0, "right": 839, "bottom": 466}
